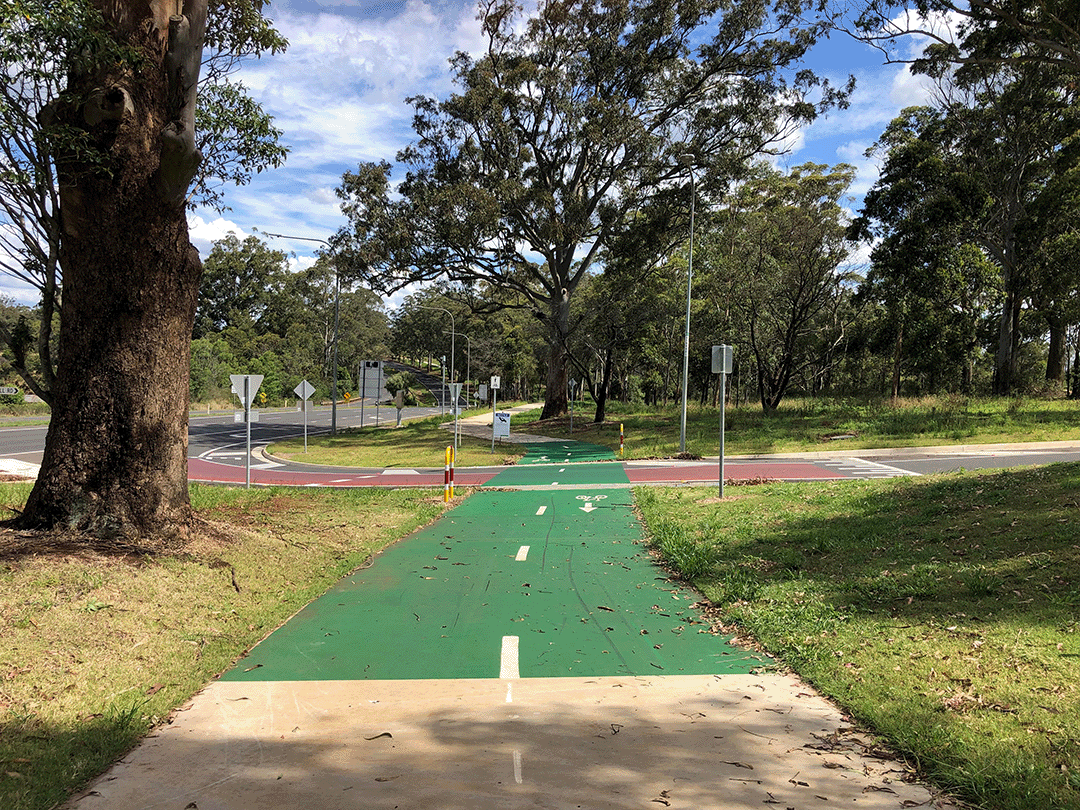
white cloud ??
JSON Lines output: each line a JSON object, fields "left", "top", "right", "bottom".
{"left": 0, "top": 281, "right": 40, "bottom": 307}
{"left": 188, "top": 215, "right": 248, "bottom": 256}
{"left": 889, "top": 66, "right": 937, "bottom": 108}
{"left": 186, "top": 0, "right": 487, "bottom": 302}
{"left": 834, "top": 140, "right": 881, "bottom": 198}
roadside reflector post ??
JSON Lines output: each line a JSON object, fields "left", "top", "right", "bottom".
{"left": 444, "top": 445, "right": 454, "bottom": 502}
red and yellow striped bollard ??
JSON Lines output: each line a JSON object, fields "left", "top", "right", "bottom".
{"left": 444, "top": 445, "right": 455, "bottom": 502}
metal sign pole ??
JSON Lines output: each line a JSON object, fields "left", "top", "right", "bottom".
{"left": 569, "top": 379, "right": 575, "bottom": 434}
{"left": 719, "top": 369, "right": 726, "bottom": 499}
{"left": 711, "top": 344, "right": 733, "bottom": 499}
{"left": 491, "top": 387, "right": 497, "bottom": 453}
{"left": 360, "top": 362, "right": 366, "bottom": 428}
{"left": 244, "top": 376, "right": 251, "bottom": 489}
{"left": 304, "top": 399, "right": 308, "bottom": 452}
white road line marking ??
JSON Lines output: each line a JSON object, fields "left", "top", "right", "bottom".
{"left": 505, "top": 683, "right": 513, "bottom": 703}
{"left": 515, "top": 546, "right": 530, "bottom": 561}
{"left": 500, "top": 635, "right": 520, "bottom": 680}
{"left": 513, "top": 750, "right": 523, "bottom": 784}
{"left": 551, "top": 481, "right": 559, "bottom": 486}
{"left": 535, "top": 506, "right": 547, "bottom": 516}
{"left": 847, "top": 458, "right": 921, "bottom": 477}
{"left": 559, "top": 467, "right": 565, "bottom": 472}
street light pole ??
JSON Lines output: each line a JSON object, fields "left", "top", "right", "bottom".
{"left": 447, "top": 331, "right": 471, "bottom": 406}
{"left": 265, "top": 231, "right": 341, "bottom": 436}
{"left": 419, "top": 304, "right": 455, "bottom": 408}
{"left": 679, "top": 164, "right": 696, "bottom": 454}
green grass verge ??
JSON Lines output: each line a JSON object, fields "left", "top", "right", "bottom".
{"left": 0, "top": 483, "right": 445, "bottom": 810}
{"left": 633, "top": 465, "right": 1080, "bottom": 810}
{"left": 269, "top": 411, "right": 526, "bottom": 468}
{"left": 264, "top": 396, "right": 1080, "bottom": 469}
{"left": 522, "top": 395, "right": 1080, "bottom": 458}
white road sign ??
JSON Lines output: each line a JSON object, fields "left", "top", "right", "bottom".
{"left": 230, "top": 374, "right": 264, "bottom": 408}
{"left": 294, "top": 379, "right": 315, "bottom": 400}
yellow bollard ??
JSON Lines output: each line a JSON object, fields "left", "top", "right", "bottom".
{"left": 444, "top": 445, "right": 455, "bottom": 502}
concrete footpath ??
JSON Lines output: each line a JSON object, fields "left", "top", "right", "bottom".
{"left": 66, "top": 439, "right": 954, "bottom": 810}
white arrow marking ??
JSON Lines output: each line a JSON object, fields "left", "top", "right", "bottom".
{"left": 579, "top": 502, "right": 596, "bottom": 513}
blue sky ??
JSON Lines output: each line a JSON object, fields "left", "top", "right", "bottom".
{"left": 183, "top": 0, "right": 941, "bottom": 308}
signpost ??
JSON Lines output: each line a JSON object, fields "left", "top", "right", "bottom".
{"left": 450, "top": 382, "right": 463, "bottom": 448}
{"left": 360, "top": 360, "right": 382, "bottom": 428}
{"left": 711, "top": 345, "right": 734, "bottom": 498}
{"left": 293, "top": 379, "right": 315, "bottom": 452}
{"left": 230, "top": 374, "right": 264, "bottom": 488}
{"left": 490, "top": 375, "right": 501, "bottom": 452}
{"left": 440, "top": 355, "right": 447, "bottom": 418}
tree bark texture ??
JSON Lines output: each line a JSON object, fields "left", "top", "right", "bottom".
{"left": 17, "top": 0, "right": 206, "bottom": 539}
{"left": 1046, "top": 311, "right": 1067, "bottom": 384}
{"left": 540, "top": 291, "right": 571, "bottom": 421}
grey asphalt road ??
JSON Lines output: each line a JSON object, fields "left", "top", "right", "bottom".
{"left": 2, "top": 411, "right": 1080, "bottom": 483}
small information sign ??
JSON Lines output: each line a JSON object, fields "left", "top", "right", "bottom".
{"left": 493, "top": 411, "right": 511, "bottom": 439}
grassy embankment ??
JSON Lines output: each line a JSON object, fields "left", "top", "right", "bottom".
{"left": 635, "top": 465, "right": 1080, "bottom": 810}
{"left": 530, "top": 395, "right": 1080, "bottom": 457}
{"left": 0, "top": 484, "right": 445, "bottom": 810}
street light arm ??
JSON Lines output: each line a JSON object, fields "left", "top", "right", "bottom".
{"left": 263, "top": 232, "right": 330, "bottom": 249}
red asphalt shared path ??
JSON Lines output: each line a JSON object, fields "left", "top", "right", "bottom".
{"left": 188, "top": 456, "right": 841, "bottom": 488}
{"left": 188, "top": 457, "right": 499, "bottom": 488}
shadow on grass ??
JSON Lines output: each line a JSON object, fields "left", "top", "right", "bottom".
{"left": 0, "top": 710, "right": 150, "bottom": 810}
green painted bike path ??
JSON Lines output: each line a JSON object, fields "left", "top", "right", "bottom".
{"left": 224, "top": 442, "right": 762, "bottom": 681}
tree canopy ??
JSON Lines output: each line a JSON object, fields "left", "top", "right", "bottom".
{"left": 336, "top": 0, "right": 849, "bottom": 419}
{"left": 0, "top": 0, "right": 288, "bottom": 403}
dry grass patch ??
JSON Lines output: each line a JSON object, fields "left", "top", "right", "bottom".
{"left": 0, "top": 484, "right": 444, "bottom": 810}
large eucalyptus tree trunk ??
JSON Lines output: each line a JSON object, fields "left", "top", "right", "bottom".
{"left": 16, "top": 0, "right": 206, "bottom": 540}
{"left": 540, "top": 289, "right": 570, "bottom": 420}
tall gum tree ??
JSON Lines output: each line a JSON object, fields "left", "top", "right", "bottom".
{"left": 337, "top": 0, "right": 849, "bottom": 419}
{"left": 15, "top": 0, "right": 209, "bottom": 539}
